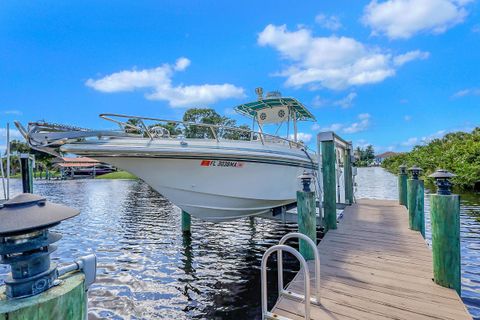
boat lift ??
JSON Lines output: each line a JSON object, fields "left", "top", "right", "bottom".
{"left": 259, "top": 131, "right": 356, "bottom": 229}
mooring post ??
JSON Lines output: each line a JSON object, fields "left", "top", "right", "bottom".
{"left": 297, "top": 171, "right": 316, "bottom": 260}
{"left": 398, "top": 165, "right": 408, "bottom": 208}
{"left": 429, "top": 169, "right": 461, "bottom": 295}
{"left": 344, "top": 143, "right": 354, "bottom": 205}
{"left": 318, "top": 132, "right": 337, "bottom": 231}
{"left": 407, "top": 166, "right": 425, "bottom": 237}
{"left": 20, "top": 153, "right": 34, "bottom": 193}
{"left": 181, "top": 210, "right": 191, "bottom": 234}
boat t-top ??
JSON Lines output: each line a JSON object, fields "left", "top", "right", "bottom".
{"left": 16, "top": 88, "right": 319, "bottom": 221}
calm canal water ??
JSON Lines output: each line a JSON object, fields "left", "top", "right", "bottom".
{"left": 1, "top": 167, "right": 479, "bottom": 319}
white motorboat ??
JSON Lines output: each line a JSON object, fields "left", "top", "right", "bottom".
{"left": 16, "top": 90, "right": 319, "bottom": 221}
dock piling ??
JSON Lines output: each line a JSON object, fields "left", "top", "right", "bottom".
{"left": 319, "top": 134, "right": 337, "bottom": 231}
{"left": 344, "top": 144, "right": 354, "bottom": 205}
{"left": 429, "top": 169, "right": 461, "bottom": 295}
{"left": 181, "top": 210, "right": 191, "bottom": 234}
{"left": 407, "top": 166, "right": 425, "bottom": 237}
{"left": 20, "top": 154, "right": 34, "bottom": 193}
{"left": 297, "top": 172, "right": 316, "bottom": 260}
{"left": 398, "top": 165, "right": 408, "bottom": 207}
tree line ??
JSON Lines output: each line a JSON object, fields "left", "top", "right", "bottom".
{"left": 355, "top": 145, "right": 375, "bottom": 167}
{"left": 382, "top": 127, "right": 480, "bottom": 190}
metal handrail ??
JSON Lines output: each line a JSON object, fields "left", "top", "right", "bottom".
{"left": 261, "top": 245, "right": 311, "bottom": 320}
{"left": 99, "top": 113, "right": 306, "bottom": 149}
{"left": 277, "top": 233, "right": 321, "bottom": 305}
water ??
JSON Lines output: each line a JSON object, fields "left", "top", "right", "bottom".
{"left": 1, "top": 179, "right": 303, "bottom": 319}
{"left": 1, "top": 167, "right": 479, "bottom": 319}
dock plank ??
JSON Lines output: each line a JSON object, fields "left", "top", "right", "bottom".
{"left": 270, "top": 199, "right": 472, "bottom": 320}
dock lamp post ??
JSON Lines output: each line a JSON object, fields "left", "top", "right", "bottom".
{"left": 398, "top": 165, "right": 408, "bottom": 207}
{"left": 0, "top": 193, "right": 97, "bottom": 320}
{"left": 297, "top": 171, "right": 316, "bottom": 260}
{"left": 429, "top": 169, "right": 461, "bottom": 295}
{"left": 407, "top": 166, "right": 425, "bottom": 237}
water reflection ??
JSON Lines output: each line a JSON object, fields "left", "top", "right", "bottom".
{"left": 1, "top": 168, "right": 478, "bottom": 319}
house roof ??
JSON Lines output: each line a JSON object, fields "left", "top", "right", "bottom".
{"left": 52, "top": 157, "right": 99, "bottom": 164}
{"left": 375, "top": 152, "right": 398, "bottom": 158}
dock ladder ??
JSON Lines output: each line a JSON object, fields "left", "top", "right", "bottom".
{"left": 261, "top": 232, "right": 321, "bottom": 320}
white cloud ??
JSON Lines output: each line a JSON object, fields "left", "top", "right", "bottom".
{"left": 473, "top": 25, "right": 480, "bottom": 33}
{"left": 223, "top": 107, "right": 237, "bottom": 116}
{"left": 452, "top": 88, "right": 480, "bottom": 98}
{"left": 355, "top": 139, "right": 371, "bottom": 148}
{"left": 3, "top": 110, "right": 22, "bottom": 116}
{"left": 401, "top": 137, "right": 419, "bottom": 146}
{"left": 343, "top": 113, "right": 371, "bottom": 133}
{"left": 315, "top": 113, "right": 371, "bottom": 134}
{"left": 86, "top": 57, "right": 245, "bottom": 107}
{"left": 333, "top": 92, "right": 357, "bottom": 108}
{"left": 257, "top": 24, "right": 428, "bottom": 90}
{"left": 0, "top": 128, "right": 23, "bottom": 141}
{"left": 363, "top": 0, "right": 472, "bottom": 39}
{"left": 290, "top": 132, "right": 313, "bottom": 143}
{"left": 315, "top": 14, "right": 342, "bottom": 31}
{"left": 404, "top": 115, "right": 412, "bottom": 121}
{"left": 320, "top": 123, "right": 345, "bottom": 132}
{"left": 312, "top": 95, "right": 327, "bottom": 107}
{"left": 174, "top": 57, "right": 191, "bottom": 71}
{"left": 393, "top": 50, "right": 430, "bottom": 66}
{"left": 401, "top": 129, "right": 450, "bottom": 147}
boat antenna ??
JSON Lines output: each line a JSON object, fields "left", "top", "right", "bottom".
{"left": 255, "top": 87, "right": 263, "bottom": 101}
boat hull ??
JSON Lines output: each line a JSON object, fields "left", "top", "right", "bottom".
{"left": 94, "top": 156, "right": 310, "bottom": 221}
{"left": 61, "top": 138, "right": 318, "bottom": 221}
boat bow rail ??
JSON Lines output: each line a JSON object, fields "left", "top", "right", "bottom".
{"left": 15, "top": 113, "right": 312, "bottom": 156}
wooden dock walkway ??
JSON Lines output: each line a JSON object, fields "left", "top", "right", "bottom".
{"left": 271, "top": 199, "right": 472, "bottom": 320}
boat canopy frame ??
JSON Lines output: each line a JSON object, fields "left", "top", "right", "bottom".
{"left": 234, "top": 97, "right": 316, "bottom": 122}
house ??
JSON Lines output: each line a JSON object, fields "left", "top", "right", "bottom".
{"left": 52, "top": 157, "right": 114, "bottom": 178}
{"left": 373, "top": 152, "right": 397, "bottom": 166}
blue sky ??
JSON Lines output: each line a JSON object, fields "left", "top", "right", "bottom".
{"left": 1, "top": 0, "right": 479, "bottom": 153}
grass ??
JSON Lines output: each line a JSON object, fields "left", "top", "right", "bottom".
{"left": 95, "top": 170, "right": 138, "bottom": 180}
{"left": 9, "top": 171, "right": 61, "bottom": 179}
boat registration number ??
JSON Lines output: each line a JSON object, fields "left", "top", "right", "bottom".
{"left": 200, "top": 160, "right": 244, "bottom": 168}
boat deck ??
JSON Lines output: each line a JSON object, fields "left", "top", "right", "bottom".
{"left": 271, "top": 199, "right": 472, "bottom": 320}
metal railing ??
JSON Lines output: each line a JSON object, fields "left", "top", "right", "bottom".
{"left": 99, "top": 113, "right": 306, "bottom": 149}
{"left": 261, "top": 232, "right": 321, "bottom": 320}
{"left": 277, "top": 233, "right": 321, "bottom": 305}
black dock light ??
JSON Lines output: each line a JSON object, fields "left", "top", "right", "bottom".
{"left": 399, "top": 164, "right": 407, "bottom": 175}
{"left": 408, "top": 166, "right": 423, "bottom": 180}
{"left": 429, "top": 169, "right": 456, "bottom": 195}
{"left": 298, "top": 171, "right": 312, "bottom": 192}
{"left": 0, "top": 193, "right": 95, "bottom": 299}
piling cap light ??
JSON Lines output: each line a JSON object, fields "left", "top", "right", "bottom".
{"left": 429, "top": 169, "right": 456, "bottom": 195}
{"left": 399, "top": 164, "right": 407, "bottom": 175}
{"left": 408, "top": 166, "right": 423, "bottom": 180}
{"left": 0, "top": 193, "right": 79, "bottom": 299}
{"left": 0, "top": 193, "right": 79, "bottom": 235}
{"left": 298, "top": 171, "right": 313, "bottom": 192}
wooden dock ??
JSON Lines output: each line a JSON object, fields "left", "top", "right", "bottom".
{"left": 271, "top": 199, "right": 472, "bottom": 320}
